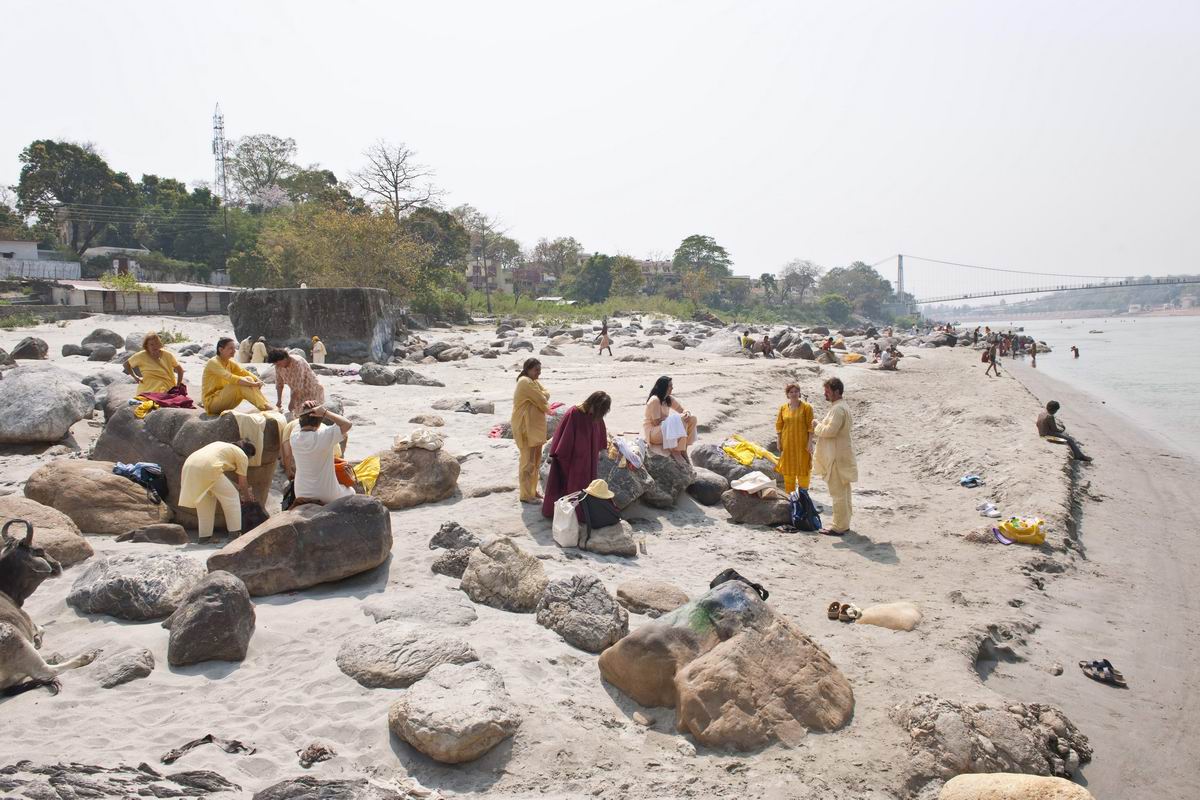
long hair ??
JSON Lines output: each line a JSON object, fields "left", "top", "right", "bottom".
{"left": 648, "top": 375, "right": 671, "bottom": 406}
{"left": 518, "top": 358, "right": 541, "bottom": 381}
{"left": 579, "top": 391, "right": 611, "bottom": 420}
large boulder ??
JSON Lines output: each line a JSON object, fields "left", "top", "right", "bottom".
{"left": 361, "top": 592, "right": 478, "bottom": 627}
{"left": 337, "top": 621, "right": 478, "bottom": 688}
{"left": 460, "top": 536, "right": 548, "bottom": 613}
{"left": 641, "top": 452, "right": 695, "bottom": 509}
{"left": 0, "top": 496, "right": 93, "bottom": 567}
{"left": 599, "top": 581, "right": 854, "bottom": 751}
{"left": 207, "top": 495, "right": 392, "bottom": 596}
{"left": 616, "top": 579, "right": 689, "bottom": 618}
{"left": 374, "top": 448, "right": 461, "bottom": 510}
{"left": 10, "top": 336, "right": 48, "bottom": 360}
{"left": 691, "top": 444, "right": 776, "bottom": 484}
{"left": 67, "top": 553, "right": 207, "bottom": 621}
{"left": 536, "top": 574, "right": 629, "bottom": 653}
{"left": 388, "top": 662, "right": 521, "bottom": 764}
{"left": 92, "top": 405, "right": 281, "bottom": 529}
{"left": 116, "top": 523, "right": 190, "bottom": 545}
{"left": 721, "top": 488, "right": 792, "bottom": 526}
{"left": 892, "top": 695, "right": 1092, "bottom": 791}
{"left": 583, "top": 521, "right": 638, "bottom": 557}
{"left": 86, "top": 343, "right": 117, "bottom": 362}
{"left": 230, "top": 288, "right": 402, "bottom": 364}
{"left": 697, "top": 336, "right": 751, "bottom": 358}
{"left": 359, "top": 363, "right": 396, "bottom": 386}
{"left": 393, "top": 368, "right": 445, "bottom": 387}
{"left": 81, "top": 369, "right": 135, "bottom": 412}
{"left": 0, "top": 366, "right": 94, "bottom": 443}
{"left": 163, "top": 571, "right": 256, "bottom": 666}
{"left": 25, "top": 459, "right": 161, "bottom": 535}
{"left": 595, "top": 449, "right": 654, "bottom": 509}
{"left": 82, "top": 328, "right": 125, "bottom": 349}
{"left": 686, "top": 467, "right": 728, "bottom": 506}
{"left": 939, "top": 774, "right": 1094, "bottom": 799}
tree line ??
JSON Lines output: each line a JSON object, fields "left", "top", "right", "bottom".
{"left": 1, "top": 135, "right": 911, "bottom": 324}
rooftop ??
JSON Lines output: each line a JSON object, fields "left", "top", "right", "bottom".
{"left": 57, "top": 279, "right": 235, "bottom": 293}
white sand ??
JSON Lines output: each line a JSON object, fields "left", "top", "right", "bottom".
{"left": 3, "top": 313, "right": 1190, "bottom": 798}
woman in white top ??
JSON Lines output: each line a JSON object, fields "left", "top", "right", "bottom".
{"left": 290, "top": 401, "right": 354, "bottom": 505}
{"left": 643, "top": 375, "right": 697, "bottom": 463}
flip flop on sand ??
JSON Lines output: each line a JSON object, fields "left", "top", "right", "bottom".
{"left": 827, "top": 601, "right": 842, "bottom": 620}
{"left": 1079, "top": 659, "right": 1127, "bottom": 688}
{"left": 838, "top": 603, "right": 862, "bottom": 623}
{"left": 819, "top": 528, "right": 845, "bottom": 537}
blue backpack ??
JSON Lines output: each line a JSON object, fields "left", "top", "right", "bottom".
{"left": 789, "top": 488, "right": 821, "bottom": 532}
{"left": 113, "top": 462, "right": 169, "bottom": 505}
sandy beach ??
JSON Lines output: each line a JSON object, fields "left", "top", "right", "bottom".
{"left": 2, "top": 314, "right": 1195, "bottom": 799}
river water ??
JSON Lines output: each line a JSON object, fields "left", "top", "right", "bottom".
{"left": 962, "top": 315, "right": 1200, "bottom": 459}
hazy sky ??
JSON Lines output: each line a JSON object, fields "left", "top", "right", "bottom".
{"left": 3, "top": 1, "right": 1197, "bottom": 299}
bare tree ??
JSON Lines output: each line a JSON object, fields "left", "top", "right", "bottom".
{"left": 352, "top": 140, "right": 441, "bottom": 222}
{"left": 228, "top": 134, "right": 298, "bottom": 202}
{"left": 451, "top": 204, "right": 509, "bottom": 314}
{"left": 780, "top": 259, "right": 824, "bottom": 304}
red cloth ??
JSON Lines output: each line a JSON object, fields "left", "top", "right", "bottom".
{"left": 541, "top": 406, "right": 607, "bottom": 519}
{"left": 137, "top": 384, "right": 194, "bottom": 409}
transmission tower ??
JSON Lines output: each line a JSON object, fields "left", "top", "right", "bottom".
{"left": 212, "top": 103, "right": 231, "bottom": 265}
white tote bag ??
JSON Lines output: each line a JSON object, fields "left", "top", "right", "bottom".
{"left": 552, "top": 491, "right": 584, "bottom": 547}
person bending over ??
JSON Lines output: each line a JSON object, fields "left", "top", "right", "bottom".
{"left": 179, "top": 439, "right": 257, "bottom": 541}
{"left": 1037, "top": 400, "right": 1092, "bottom": 462}
{"left": 266, "top": 348, "right": 324, "bottom": 417}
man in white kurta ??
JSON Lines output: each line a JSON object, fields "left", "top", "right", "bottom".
{"left": 813, "top": 377, "right": 858, "bottom": 534}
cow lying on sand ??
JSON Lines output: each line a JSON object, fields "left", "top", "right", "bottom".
{"left": 1, "top": 520, "right": 99, "bottom": 695}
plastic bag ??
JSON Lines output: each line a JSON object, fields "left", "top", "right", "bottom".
{"left": 552, "top": 491, "right": 584, "bottom": 547}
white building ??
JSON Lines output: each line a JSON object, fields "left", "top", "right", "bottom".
{"left": 49, "top": 279, "right": 234, "bottom": 315}
{"left": 0, "top": 239, "right": 81, "bottom": 279}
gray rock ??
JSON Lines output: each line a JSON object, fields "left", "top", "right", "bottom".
{"left": 536, "top": 574, "right": 629, "bottom": 653}
{"left": 721, "top": 488, "right": 791, "bottom": 526}
{"left": 94, "top": 648, "right": 155, "bottom": 688}
{"left": 163, "top": 571, "right": 256, "bottom": 666}
{"left": 432, "top": 547, "right": 474, "bottom": 578}
{"left": 584, "top": 520, "right": 638, "bottom": 557}
{"left": 254, "top": 778, "right": 405, "bottom": 800}
{"left": 359, "top": 363, "right": 396, "bottom": 386}
{"left": 124, "top": 333, "right": 144, "bottom": 352}
{"left": 86, "top": 343, "right": 117, "bottom": 361}
{"left": 336, "top": 621, "right": 478, "bottom": 688}
{"left": 116, "top": 523, "right": 190, "bottom": 545}
{"left": 10, "top": 336, "right": 49, "bottom": 360}
{"left": 539, "top": 345, "right": 563, "bottom": 356}
{"left": 374, "top": 447, "right": 461, "bottom": 510}
{"left": 0, "top": 365, "right": 94, "bottom": 443}
{"left": 408, "top": 414, "right": 444, "bottom": 427}
{"left": 598, "top": 449, "right": 655, "bottom": 509}
{"left": 208, "top": 495, "right": 392, "bottom": 596}
{"left": 642, "top": 452, "right": 695, "bottom": 509}
{"left": 506, "top": 338, "right": 534, "bottom": 352}
{"left": 692, "top": 443, "right": 777, "bottom": 483}
{"left": 393, "top": 368, "right": 445, "bottom": 387}
{"left": 199, "top": 345, "right": 217, "bottom": 358}
{"left": 616, "top": 579, "right": 689, "bottom": 617}
{"left": 429, "top": 521, "right": 480, "bottom": 551}
{"left": 230, "top": 287, "right": 401, "bottom": 364}
{"left": 361, "top": 592, "right": 478, "bottom": 627}
{"left": 435, "top": 346, "right": 469, "bottom": 362}
{"left": 388, "top": 662, "right": 521, "bottom": 764}
{"left": 178, "top": 343, "right": 201, "bottom": 356}
{"left": 82, "top": 328, "right": 125, "bottom": 349}
{"left": 62, "top": 343, "right": 88, "bottom": 357}
{"left": 460, "top": 536, "right": 548, "bottom": 613}
{"left": 67, "top": 553, "right": 207, "bottom": 621}
{"left": 686, "top": 467, "right": 729, "bottom": 506}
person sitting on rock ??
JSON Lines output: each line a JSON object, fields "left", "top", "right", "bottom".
{"left": 266, "top": 348, "right": 324, "bottom": 417}
{"left": 871, "top": 342, "right": 882, "bottom": 363}
{"left": 290, "top": 400, "right": 354, "bottom": 505}
{"left": 740, "top": 330, "right": 755, "bottom": 356}
{"left": 179, "top": 439, "right": 257, "bottom": 541}
{"left": 251, "top": 337, "right": 269, "bottom": 364}
{"left": 202, "top": 337, "right": 272, "bottom": 415}
{"left": 761, "top": 335, "right": 776, "bottom": 359}
{"left": 644, "top": 376, "right": 698, "bottom": 464}
{"left": 124, "top": 332, "right": 184, "bottom": 394}
{"left": 311, "top": 335, "right": 327, "bottom": 364}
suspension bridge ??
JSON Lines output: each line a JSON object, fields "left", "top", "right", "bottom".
{"left": 874, "top": 254, "right": 1200, "bottom": 310}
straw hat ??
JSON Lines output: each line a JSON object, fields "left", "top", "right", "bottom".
{"left": 584, "top": 479, "right": 615, "bottom": 500}
{"left": 730, "top": 470, "right": 775, "bottom": 494}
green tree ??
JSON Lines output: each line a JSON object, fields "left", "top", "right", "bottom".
{"left": 759, "top": 273, "right": 776, "bottom": 301}
{"left": 672, "top": 234, "right": 733, "bottom": 280}
{"left": 610, "top": 255, "right": 644, "bottom": 296}
{"left": 681, "top": 269, "right": 716, "bottom": 310}
{"left": 0, "top": 190, "right": 29, "bottom": 239}
{"left": 16, "top": 139, "right": 138, "bottom": 253}
{"left": 818, "top": 261, "right": 896, "bottom": 319}
{"left": 228, "top": 134, "right": 297, "bottom": 202}
{"left": 398, "top": 207, "right": 470, "bottom": 269}
{"left": 722, "top": 279, "right": 750, "bottom": 308}
{"left": 818, "top": 293, "right": 852, "bottom": 324}
{"left": 278, "top": 167, "right": 367, "bottom": 213}
{"left": 569, "top": 253, "right": 613, "bottom": 303}
{"left": 530, "top": 236, "right": 583, "bottom": 279}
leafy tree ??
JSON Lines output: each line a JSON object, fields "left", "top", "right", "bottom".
{"left": 818, "top": 261, "right": 896, "bottom": 319}
{"left": 16, "top": 139, "right": 138, "bottom": 253}
{"left": 398, "top": 207, "right": 470, "bottom": 269}
{"left": 681, "top": 269, "right": 716, "bottom": 310}
{"left": 352, "top": 140, "right": 440, "bottom": 222}
{"left": 0, "top": 189, "right": 29, "bottom": 240}
{"left": 99, "top": 271, "right": 152, "bottom": 293}
{"left": 722, "top": 279, "right": 750, "bottom": 308}
{"left": 759, "top": 273, "right": 776, "bottom": 301}
{"left": 131, "top": 174, "right": 225, "bottom": 267}
{"left": 569, "top": 254, "right": 613, "bottom": 303}
{"left": 672, "top": 234, "right": 732, "bottom": 280}
{"left": 780, "top": 259, "right": 822, "bottom": 304}
{"left": 451, "top": 204, "right": 509, "bottom": 312}
{"left": 530, "top": 236, "right": 583, "bottom": 279}
{"left": 279, "top": 167, "right": 367, "bottom": 213}
{"left": 818, "top": 293, "right": 852, "bottom": 324}
{"left": 228, "top": 134, "right": 297, "bottom": 202}
{"left": 610, "top": 255, "right": 644, "bottom": 296}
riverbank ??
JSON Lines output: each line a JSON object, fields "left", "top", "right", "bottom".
{"left": 0, "top": 315, "right": 1156, "bottom": 797}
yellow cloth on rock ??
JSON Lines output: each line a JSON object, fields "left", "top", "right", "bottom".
{"left": 353, "top": 456, "right": 380, "bottom": 494}
{"left": 179, "top": 441, "right": 249, "bottom": 508}
{"left": 133, "top": 400, "right": 158, "bottom": 419}
{"left": 843, "top": 353, "right": 866, "bottom": 363}
{"left": 814, "top": 399, "right": 857, "bottom": 483}
{"left": 511, "top": 376, "right": 550, "bottom": 447}
{"left": 127, "top": 349, "right": 180, "bottom": 394}
{"left": 722, "top": 435, "right": 779, "bottom": 467}
{"left": 775, "top": 402, "right": 813, "bottom": 489}
{"left": 221, "top": 409, "right": 286, "bottom": 467}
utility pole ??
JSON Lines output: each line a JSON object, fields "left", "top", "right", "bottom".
{"left": 212, "top": 104, "right": 231, "bottom": 267}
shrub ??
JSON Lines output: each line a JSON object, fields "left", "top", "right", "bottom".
{"left": 157, "top": 327, "right": 189, "bottom": 344}
{"left": 99, "top": 272, "right": 153, "bottom": 293}
{"left": 0, "top": 310, "right": 40, "bottom": 329}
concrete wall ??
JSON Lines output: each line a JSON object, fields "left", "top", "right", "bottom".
{"left": 49, "top": 287, "right": 231, "bottom": 315}
{"left": 0, "top": 259, "right": 81, "bottom": 280}
{"left": 0, "top": 242, "right": 39, "bottom": 260}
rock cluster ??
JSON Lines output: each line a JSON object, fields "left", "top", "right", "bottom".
{"left": 25, "top": 459, "right": 163, "bottom": 535}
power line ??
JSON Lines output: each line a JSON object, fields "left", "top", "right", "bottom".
{"left": 903, "top": 254, "right": 1112, "bottom": 280}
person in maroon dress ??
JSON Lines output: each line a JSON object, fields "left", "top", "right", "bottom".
{"left": 541, "top": 391, "right": 612, "bottom": 519}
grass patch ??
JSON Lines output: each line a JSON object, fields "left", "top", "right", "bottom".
{"left": 157, "top": 327, "right": 190, "bottom": 344}
{"left": 0, "top": 310, "right": 41, "bottom": 329}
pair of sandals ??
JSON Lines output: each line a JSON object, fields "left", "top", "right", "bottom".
{"left": 819, "top": 528, "right": 846, "bottom": 537}
{"left": 827, "top": 601, "right": 861, "bottom": 623}
{"left": 1079, "top": 659, "right": 1127, "bottom": 688}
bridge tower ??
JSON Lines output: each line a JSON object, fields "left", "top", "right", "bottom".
{"left": 896, "top": 254, "right": 904, "bottom": 308}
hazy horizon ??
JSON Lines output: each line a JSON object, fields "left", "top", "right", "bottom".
{"left": 3, "top": 1, "right": 1197, "bottom": 300}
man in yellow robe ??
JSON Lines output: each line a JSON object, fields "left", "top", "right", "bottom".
{"left": 202, "top": 337, "right": 272, "bottom": 415}
{"left": 813, "top": 377, "right": 857, "bottom": 535}
{"left": 511, "top": 358, "right": 550, "bottom": 503}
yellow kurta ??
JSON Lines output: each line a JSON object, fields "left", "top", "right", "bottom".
{"left": 813, "top": 400, "right": 858, "bottom": 483}
{"left": 775, "top": 401, "right": 814, "bottom": 489}
{"left": 179, "top": 441, "right": 248, "bottom": 507}
{"left": 202, "top": 357, "right": 258, "bottom": 412}
{"left": 511, "top": 377, "right": 550, "bottom": 447}
{"left": 312, "top": 341, "right": 327, "bottom": 364}
{"left": 251, "top": 342, "right": 268, "bottom": 363}
{"left": 128, "top": 349, "right": 180, "bottom": 394}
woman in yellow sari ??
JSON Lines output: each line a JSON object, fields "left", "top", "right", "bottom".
{"left": 775, "top": 382, "right": 814, "bottom": 492}
{"left": 124, "top": 332, "right": 184, "bottom": 394}
{"left": 202, "top": 337, "right": 272, "bottom": 415}
{"left": 511, "top": 358, "right": 550, "bottom": 503}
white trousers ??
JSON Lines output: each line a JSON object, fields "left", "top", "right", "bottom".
{"left": 660, "top": 410, "right": 687, "bottom": 444}
{"left": 196, "top": 474, "right": 242, "bottom": 539}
